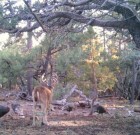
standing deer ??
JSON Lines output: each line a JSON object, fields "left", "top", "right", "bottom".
{"left": 32, "top": 73, "right": 57, "bottom": 126}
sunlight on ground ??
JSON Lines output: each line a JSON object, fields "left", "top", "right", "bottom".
{"left": 49, "top": 120, "right": 93, "bottom": 127}
{"left": 104, "top": 104, "right": 125, "bottom": 108}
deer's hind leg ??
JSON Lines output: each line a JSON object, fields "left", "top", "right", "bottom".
{"left": 42, "top": 102, "right": 49, "bottom": 125}
{"left": 32, "top": 97, "right": 36, "bottom": 126}
{"left": 42, "top": 99, "right": 50, "bottom": 125}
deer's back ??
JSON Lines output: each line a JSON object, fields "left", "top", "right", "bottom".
{"left": 33, "top": 86, "right": 52, "bottom": 104}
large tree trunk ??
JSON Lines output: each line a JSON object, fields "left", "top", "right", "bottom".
{"left": 130, "top": 59, "right": 136, "bottom": 104}
{"left": 89, "top": 63, "right": 98, "bottom": 115}
{"left": 26, "top": 63, "right": 33, "bottom": 96}
{"left": 129, "top": 28, "right": 140, "bottom": 49}
{"left": 26, "top": 1, "right": 33, "bottom": 96}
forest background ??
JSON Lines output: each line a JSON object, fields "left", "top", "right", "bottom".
{"left": 0, "top": 0, "right": 140, "bottom": 105}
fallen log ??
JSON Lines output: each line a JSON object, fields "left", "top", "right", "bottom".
{"left": 63, "top": 85, "right": 90, "bottom": 102}
{"left": 78, "top": 101, "right": 90, "bottom": 108}
{"left": 51, "top": 85, "right": 99, "bottom": 115}
{"left": 52, "top": 85, "right": 91, "bottom": 109}
{"left": 134, "top": 107, "right": 140, "bottom": 113}
{"left": 52, "top": 99, "right": 66, "bottom": 106}
{"left": 62, "top": 102, "right": 78, "bottom": 112}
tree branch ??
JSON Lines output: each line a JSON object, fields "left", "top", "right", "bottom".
{"left": 44, "top": 12, "right": 140, "bottom": 29}
{"left": 23, "top": 0, "right": 48, "bottom": 33}
{"left": 75, "top": 0, "right": 140, "bottom": 22}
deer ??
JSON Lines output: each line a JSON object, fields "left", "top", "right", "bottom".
{"left": 32, "top": 73, "right": 57, "bottom": 126}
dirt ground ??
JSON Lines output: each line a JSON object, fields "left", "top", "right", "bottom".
{"left": 1, "top": 91, "right": 140, "bottom": 135}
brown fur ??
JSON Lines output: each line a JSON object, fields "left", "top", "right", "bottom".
{"left": 32, "top": 85, "right": 52, "bottom": 126}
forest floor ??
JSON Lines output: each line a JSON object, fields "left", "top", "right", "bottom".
{"left": 0, "top": 90, "right": 140, "bottom": 135}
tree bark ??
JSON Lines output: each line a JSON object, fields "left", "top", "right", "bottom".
{"left": 26, "top": 62, "right": 33, "bottom": 96}
{"left": 89, "top": 63, "right": 98, "bottom": 115}
{"left": 134, "top": 107, "right": 140, "bottom": 113}
{"left": 130, "top": 59, "right": 136, "bottom": 104}
{"left": 129, "top": 28, "right": 140, "bottom": 49}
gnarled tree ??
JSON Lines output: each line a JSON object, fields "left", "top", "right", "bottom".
{"left": 0, "top": 0, "right": 139, "bottom": 48}
{"left": 0, "top": 0, "right": 140, "bottom": 112}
